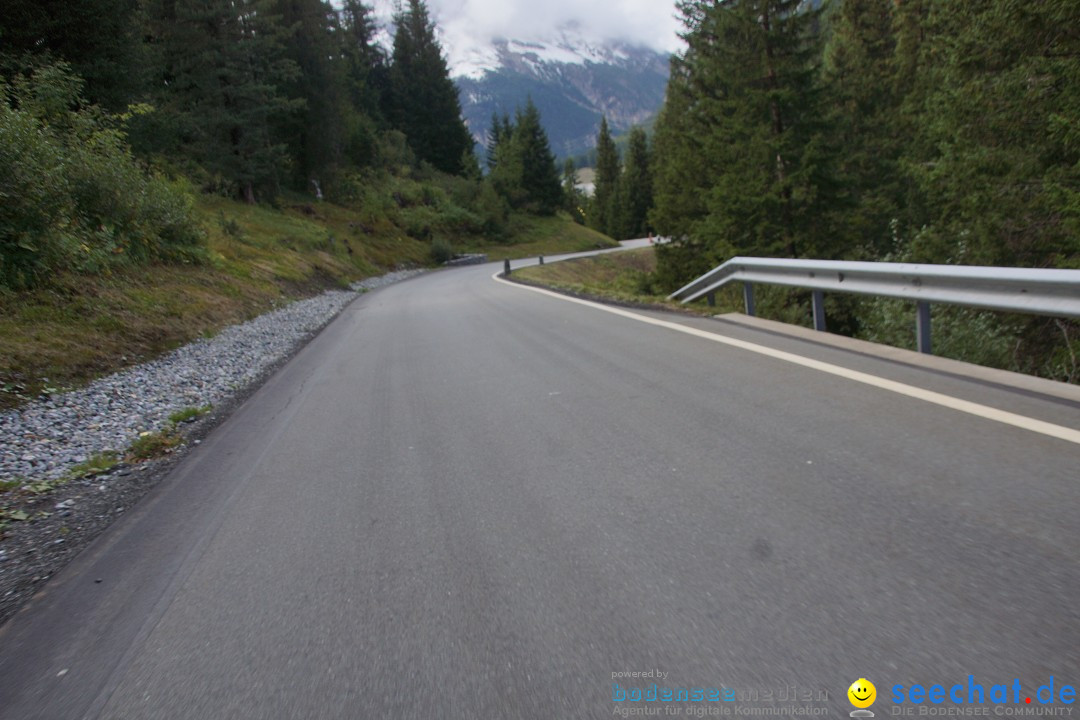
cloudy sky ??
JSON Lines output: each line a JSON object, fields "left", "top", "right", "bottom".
{"left": 369, "top": 0, "right": 684, "bottom": 72}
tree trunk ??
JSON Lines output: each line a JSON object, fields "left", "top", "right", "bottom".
{"left": 761, "top": 3, "right": 796, "bottom": 256}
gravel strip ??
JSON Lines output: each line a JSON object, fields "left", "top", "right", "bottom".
{"left": 0, "top": 290, "right": 356, "bottom": 483}
{"left": 351, "top": 268, "right": 426, "bottom": 292}
{"left": 0, "top": 269, "right": 424, "bottom": 626}
{"left": 0, "top": 268, "right": 426, "bottom": 484}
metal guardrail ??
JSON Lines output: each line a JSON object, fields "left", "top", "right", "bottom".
{"left": 668, "top": 257, "right": 1080, "bottom": 354}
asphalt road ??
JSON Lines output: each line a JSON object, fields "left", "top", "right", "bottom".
{"left": 1, "top": 252, "right": 1078, "bottom": 719}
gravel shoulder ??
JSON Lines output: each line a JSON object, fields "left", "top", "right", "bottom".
{"left": 0, "top": 269, "right": 424, "bottom": 627}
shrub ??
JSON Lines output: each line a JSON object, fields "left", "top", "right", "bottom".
{"left": 0, "top": 63, "right": 205, "bottom": 289}
{"left": 429, "top": 237, "right": 454, "bottom": 264}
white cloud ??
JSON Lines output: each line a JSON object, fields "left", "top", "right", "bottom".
{"left": 368, "top": 0, "right": 683, "bottom": 73}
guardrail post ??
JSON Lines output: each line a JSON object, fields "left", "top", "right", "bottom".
{"left": 504, "top": 259, "right": 511, "bottom": 276}
{"left": 707, "top": 292, "right": 716, "bottom": 308}
{"left": 812, "top": 290, "right": 826, "bottom": 332}
{"left": 916, "top": 301, "right": 932, "bottom": 354}
{"left": 743, "top": 283, "right": 756, "bottom": 316}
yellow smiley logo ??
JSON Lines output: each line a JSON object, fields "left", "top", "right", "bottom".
{"left": 848, "top": 678, "right": 876, "bottom": 708}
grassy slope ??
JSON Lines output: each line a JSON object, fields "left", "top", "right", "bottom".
{"left": 467, "top": 215, "right": 616, "bottom": 261}
{"left": 513, "top": 247, "right": 714, "bottom": 313}
{"left": 0, "top": 197, "right": 614, "bottom": 410}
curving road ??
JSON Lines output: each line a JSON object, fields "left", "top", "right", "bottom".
{"left": 1, "top": 249, "right": 1079, "bottom": 718}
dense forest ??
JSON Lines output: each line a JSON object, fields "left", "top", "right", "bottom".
{"left": 646, "top": 0, "right": 1080, "bottom": 381}
{"left": 0, "top": 0, "right": 570, "bottom": 289}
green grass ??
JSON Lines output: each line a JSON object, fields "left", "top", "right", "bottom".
{"left": 127, "top": 430, "right": 183, "bottom": 461}
{"left": 68, "top": 451, "right": 121, "bottom": 479}
{"left": 464, "top": 214, "right": 617, "bottom": 261}
{"left": 0, "top": 194, "right": 402, "bottom": 411}
{"left": 0, "top": 508, "right": 29, "bottom": 532}
{"left": 514, "top": 247, "right": 717, "bottom": 313}
{"left": 0, "top": 191, "right": 614, "bottom": 412}
{"left": 168, "top": 404, "right": 213, "bottom": 425}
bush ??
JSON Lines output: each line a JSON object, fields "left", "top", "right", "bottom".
{"left": 855, "top": 296, "right": 1015, "bottom": 368}
{"left": 0, "top": 93, "right": 76, "bottom": 287}
{"left": 474, "top": 181, "right": 511, "bottom": 241}
{"left": 429, "top": 237, "right": 454, "bottom": 264}
{"left": 0, "top": 63, "right": 205, "bottom": 288}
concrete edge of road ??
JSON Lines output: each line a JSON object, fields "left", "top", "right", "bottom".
{"left": 712, "top": 312, "right": 1080, "bottom": 405}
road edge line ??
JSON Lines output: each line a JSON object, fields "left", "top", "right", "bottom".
{"left": 493, "top": 272, "right": 1080, "bottom": 446}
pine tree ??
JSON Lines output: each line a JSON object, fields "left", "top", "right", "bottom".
{"left": 500, "top": 114, "right": 513, "bottom": 145}
{"left": 650, "top": 35, "right": 716, "bottom": 286}
{"left": 905, "top": 0, "right": 1080, "bottom": 268}
{"left": 387, "top": 0, "right": 473, "bottom": 174}
{"left": 488, "top": 101, "right": 562, "bottom": 214}
{"left": 488, "top": 115, "right": 524, "bottom": 206}
{"left": 822, "top": 0, "right": 902, "bottom": 257}
{"left": 333, "top": 0, "right": 385, "bottom": 168}
{"left": 460, "top": 148, "right": 482, "bottom": 181}
{"left": 274, "top": 0, "right": 349, "bottom": 186}
{"left": 891, "top": 0, "right": 927, "bottom": 101}
{"left": 618, "top": 127, "right": 653, "bottom": 239}
{"left": 339, "top": 0, "right": 386, "bottom": 118}
{"left": 513, "top": 99, "right": 563, "bottom": 215}
{"left": 144, "top": 0, "right": 304, "bottom": 202}
{"left": 590, "top": 116, "right": 620, "bottom": 237}
{"left": 486, "top": 112, "right": 505, "bottom": 172}
{"left": 0, "top": 0, "right": 143, "bottom": 110}
{"left": 651, "top": 0, "right": 837, "bottom": 288}
{"left": 563, "top": 159, "right": 585, "bottom": 223}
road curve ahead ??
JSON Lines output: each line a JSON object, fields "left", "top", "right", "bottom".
{"left": 1, "top": 255, "right": 1078, "bottom": 719}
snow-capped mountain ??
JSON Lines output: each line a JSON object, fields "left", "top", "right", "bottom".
{"left": 450, "top": 23, "right": 652, "bottom": 80}
{"left": 449, "top": 25, "right": 670, "bottom": 160}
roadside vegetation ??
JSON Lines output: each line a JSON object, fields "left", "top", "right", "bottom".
{"left": 517, "top": 248, "right": 1079, "bottom": 380}
{"left": 466, "top": 216, "right": 614, "bottom": 261}
{"left": 0, "top": 188, "right": 607, "bottom": 411}
{"left": 513, "top": 248, "right": 692, "bottom": 311}
{"left": 642, "top": 0, "right": 1080, "bottom": 382}
{"left": 0, "top": 0, "right": 613, "bottom": 410}
{"left": 560, "top": 0, "right": 1080, "bottom": 383}
{"left": 514, "top": 248, "right": 813, "bottom": 323}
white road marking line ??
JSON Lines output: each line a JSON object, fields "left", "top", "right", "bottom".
{"left": 494, "top": 272, "right": 1080, "bottom": 446}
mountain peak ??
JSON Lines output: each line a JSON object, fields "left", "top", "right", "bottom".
{"left": 449, "top": 24, "right": 652, "bottom": 80}
{"left": 453, "top": 32, "right": 669, "bottom": 160}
